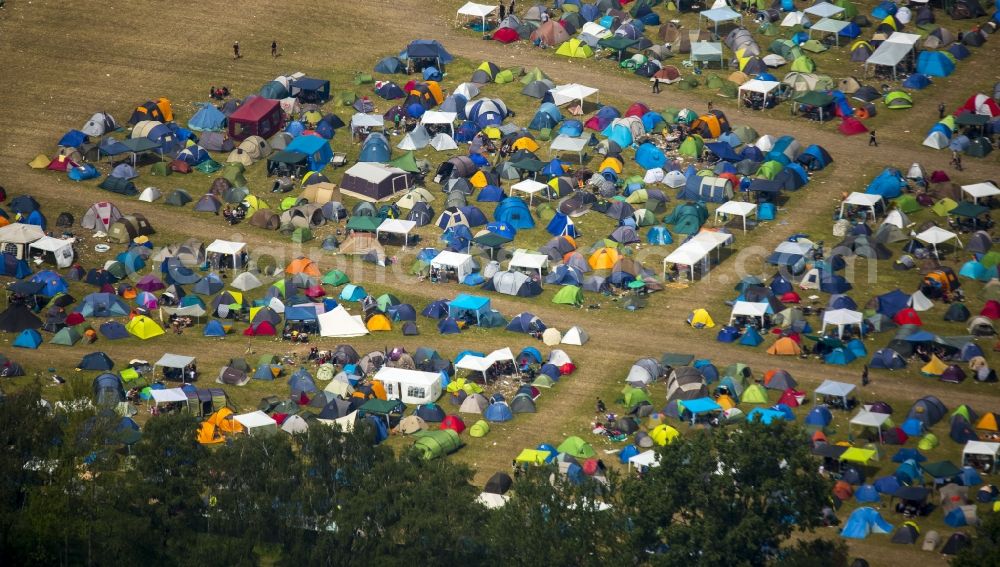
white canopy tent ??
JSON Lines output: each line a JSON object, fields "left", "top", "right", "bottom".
{"left": 455, "top": 347, "right": 518, "bottom": 383}
{"left": 961, "top": 182, "right": 1000, "bottom": 204}
{"left": 840, "top": 192, "right": 883, "bottom": 221}
{"left": 628, "top": 450, "right": 661, "bottom": 470}
{"left": 850, "top": 410, "right": 891, "bottom": 444}
{"left": 476, "top": 492, "right": 510, "bottom": 509}
{"left": 350, "top": 113, "right": 385, "bottom": 135}
{"left": 663, "top": 231, "right": 733, "bottom": 280}
{"left": 864, "top": 32, "right": 920, "bottom": 79}
{"left": 814, "top": 379, "right": 856, "bottom": 407}
{"left": 916, "top": 226, "right": 962, "bottom": 255}
{"left": 234, "top": 410, "right": 279, "bottom": 436}
{"left": 737, "top": 80, "right": 781, "bottom": 110}
{"left": 374, "top": 366, "right": 443, "bottom": 404}
{"left": 810, "top": 18, "right": 850, "bottom": 46}
{"left": 729, "top": 301, "right": 768, "bottom": 326}
{"left": 963, "top": 441, "right": 1000, "bottom": 471}
{"left": 420, "top": 111, "right": 458, "bottom": 136}
{"left": 804, "top": 2, "right": 845, "bottom": 18}
{"left": 690, "top": 41, "right": 724, "bottom": 68}
{"left": 149, "top": 388, "right": 188, "bottom": 405}
{"left": 699, "top": 6, "right": 742, "bottom": 33}
{"left": 457, "top": 2, "right": 498, "bottom": 30}
{"left": 28, "top": 236, "right": 74, "bottom": 268}
{"left": 550, "top": 135, "right": 589, "bottom": 163}
{"left": 549, "top": 83, "right": 599, "bottom": 107}
{"left": 154, "top": 353, "right": 197, "bottom": 382}
{"left": 510, "top": 179, "right": 548, "bottom": 205}
{"left": 376, "top": 218, "right": 417, "bottom": 245}
{"left": 715, "top": 201, "right": 757, "bottom": 232}
{"left": 431, "top": 250, "right": 475, "bottom": 282}
{"left": 821, "top": 308, "right": 864, "bottom": 338}
{"left": 206, "top": 239, "right": 247, "bottom": 269}
{"left": 509, "top": 249, "right": 550, "bottom": 277}
{"left": 318, "top": 305, "right": 370, "bottom": 337}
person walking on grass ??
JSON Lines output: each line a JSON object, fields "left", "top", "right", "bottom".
{"left": 861, "top": 364, "right": 870, "bottom": 387}
{"left": 652, "top": 77, "right": 661, "bottom": 94}
{"left": 233, "top": 41, "right": 241, "bottom": 59}
{"left": 271, "top": 40, "right": 278, "bottom": 57}
{"left": 869, "top": 129, "right": 878, "bottom": 147}
{"left": 938, "top": 102, "right": 946, "bottom": 120}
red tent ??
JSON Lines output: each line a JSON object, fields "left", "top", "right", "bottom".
{"left": 228, "top": 96, "right": 284, "bottom": 141}
{"left": 929, "top": 170, "right": 950, "bottom": 183}
{"left": 244, "top": 320, "right": 276, "bottom": 336}
{"left": 778, "top": 388, "right": 803, "bottom": 407}
{"left": 838, "top": 117, "right": 868, "bottom": 136}
{"left": 560, "top": 362, "right": 576, "bottom": 375}
{"left": 65, "top": 312, "right": 85, "bottom": 326}
{"left": 981, "top": 300, "right": 1000, "bottom": 320}
{"left": 440, "top": 415, "right": 466, "bottom": 434}
{"left": 893, "top": 307, "right": 923, "bottom": 326}
{"left": 624, "top": 102, "right": 650, "bottom": 118}
{"left": 492, "top": 28, "right": 520, "bottom": 44}
{"left": 780, "top": 291, "right": 801, "bottom": 303}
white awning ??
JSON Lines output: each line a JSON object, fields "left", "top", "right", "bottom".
{"left": 715, "top": 200, "right": 757, "bottom": 232}
{"left": 851, "top": 410, "right": 890, "bottom": 428}
{"left": 549, "top": 83, "right": 598, "bottom": 107}
{"left": 234, "top": 410, "right": 278, "bottom": 429}
{"left": 456, "top": 347, "right": 516, "bottom": 372}
{"left": 840, "top": 192, "right": 883, "bottom": 220}
{"left": 509, "top": 249, "right": 549, "bottom": 273}
{"left": 421, "top": 111, "right": 458, "bottom": 125}
{"left": 150, "top": 388, "right": 188, "bottom": 404}
{"left": 431, "top": 250, "right": 472, "bottom": 268}
{"left": 663, "top": 231, "right": 733, "bottom": 279}
{"left": 457, "top": 1, "right": 497, "bottom": 18}
{"left": 154, "top": 353, "right": 196, "bottom": 369}
{"left": 350, "top": 113, "right": 385, "bottom": 129}
{"left": 815, "top": 379, "right": 856, "bottom": 398}
{"left": 821, "top": 308, "right": 864, "bottom": 337}
{"left": 917, "top": 226, "right": 962, "bottom": 252}
{"left": 738, "top": 79, "right": 781, "bottom": 94}
{"left": 804, "top": 2, "right": 844, "bottom": 18}
{"left": 729, "top": 301, "right": 768, "bottom": 323}
{"left": 206, "top": 239, "right": 246, "bottom": 256}
{"left": 376, "top": 219, "right": 417, "bottom": 244}
{"left": 961, "top": 182, "right": 1000, "bottom": 202}
{"left": 811, "top": 17, "right": 850, "bottom": 33}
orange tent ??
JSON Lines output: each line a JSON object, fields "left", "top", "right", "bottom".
{"left": 206, "top": 407, "right": 244, "bottom": 435}
{"left": 976, "top": 412, "right": 999, "bottom": 432}
{"left": 197, "top": 422, "right": 225, "bottom": 445}
{"left": 366, "top": 314, "right": 392, "bottom": 332}
{"left": 511, "top": 137, "right": 540, "bottom": 152}
{"left": 588, "top": 247, "right": 621, "bottom": 270}
{"left": 767, "top": 337, "right": 802, "bottom": 356}
{"left": 286, "top": 257, "right": 321, "bottom": 277}
{"left": 716, "top": 394, "right": 737, "bottom": 410}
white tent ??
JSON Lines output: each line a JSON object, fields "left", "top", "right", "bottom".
{"left": 457, "top": 1, "right": 497, "bottom": 30}
{"left": 234, "top": 410, "right": 278, "bottom": 436}
{"left": 781, "top": 11, "right": 808, "bottom": 26}
{"left": 230, "top": 271, "right": 263, "bottom": 291}
{"left": 429, "top": 132, "right": 458, "bottom": 151}
{"left": 821, "top": 308, "right": 864, "bottom": 338}
{"left": 28, "top": 236, "right": 74, "bottom": 268}
{"left": 804, "top": 2, "right": 844, "bottom": 18}
{"left": 454, "top": 82, "right": 480, "bottom": 99}
{"left": 923, "top": 131, "right": 949, "bottom": 150}
{"left": 628, "top": 450, "right": 661, "bottom": 470}
{"left": 961, "top": 182, "right": 1000, "bottom": 204}
{"left": 561, "top": 326, "right": 589, "bottom": 345}
{"left": 699, "top": 6, "right": 742, "bottom": 33}
{"left": 550, "top": 135, "right": 588, "bottom": 164}
{"left": 374, "top": 366, "right": 443, "bottom": 404}
{"left": 421, "top": 111, "right": 457, "bottom": 136}
{"left": 715, "top": 200, "right": 757, "bottom": 232}
{"left": 476, "top": 492, "right": 510, "bottom": 509}
{"left": 509, "top": 249, "right": 549, "bottom": 277}
{"left": 397, "top": 125, "right": 431, "bottom": 150}
{"left": 883, "top": 210, "right": 910, "bottom": 229}
{"left": 318, "top": 305, "right": 370, "bottom": 337}
{"left": 456, "top": 347, "right": 517, "bottom": 375}
{"left": 864, "top": 32, "right": 920, "bottom": 79}
{"left": 0, "top": 223, "right": 44, "bottom": 259}
{"left": 729, "top": 301, "right": 768, "bottom": 326}
{"left": 549, "top": 83, "right": 599, "bottom": 107}
{"left": 281, "top": 414, "right": 309, "bottom": 434}
{"left": 809, "top": 18, "right": 850, "bottom": 46}
{"left": 664, "top": 170, "right": 687, "bottom": 188}
{"left": 376, "top": 218, "right": 417, "bottom": 245}
{"left": 138, "top": 186, "right": 162, "bottom": 202}
{"left": 510, "top": 179, "right": 548, "bottom": 205}
{"left": 431, "top": 250, "right": 475, "bottom": 282}
{"left": 916, "top": 226, "right": 962, "bottom": 255}
{"left": 850, "top": 410, "right": 890, "bottom": 443}
{"left": 814, "top": 379, "right": 856, "bottom": 406}
{"left": 663, "top": 231, "right": 733, "bottom": 280}
{"left": 737, "top": 80, "right": 781, "bottom": 110}
{"left": 840, "top": 192, "right": 883, "bottom": 221}
{"left": 962, "top": 441, "right": 1000, "bottom": 471}
{"left": 206, "top": 239, "right": 247, "bottom": 269}
{"left": 350, "top": 113, "right": 385, "bottom": 134}
{"left": 318, "top": 410, "right": 357, "bottom": 431}
{"left": 150, "top": 387, "right": 188, "bottom": 404}
{"left": 754, "top": 134, "right": 777, "bottom": 151}
{"left": 909, "top": 290, "right": 934, "bottom": 312}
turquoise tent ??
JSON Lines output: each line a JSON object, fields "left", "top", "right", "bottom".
{"left": 13, "top": 329, "right": 42, "bottom": 349}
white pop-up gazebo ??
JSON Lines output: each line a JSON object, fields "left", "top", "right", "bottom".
{"left": 809, "top": 18, "right": 851, "bottom": 46}
{"left": 431, "top": 250, "right": 475, "bottom": 282}
{"left": 963, "top": 441, "right": 1000, "bottom": 472}
{"left": 206, "top": 239, "right": 247, "bottom": 270}
{"left": 961, "top": 182, "right": 1000, "bottom": 204}
{"left": 715, "top": 200, "right": 757, "bottom": 232}
{"left": 550, "top": 135, "right": 589, "bottom": 164}
{"left": 737, "top": 79, "right": 781, "bottom": 110}
{"left": 663, "top": 231, "right": 733, "bottom": 280}
{"left": 839, "top": 192, "right": 884, "bottom": 221}
{"left": 729, "top": 301, "right": 768, "bottom": 326}
{"left": 803, "top": 1, "right": 845, "bottom": 18}
{"left": 850, "top": 410, "right": 891, "bottom": 444}
{"left": 376, "top": 218, "right": 417, "bottom": 246}
{"left": 154, "top": 353, "right": 197, "bottom": 382}
{"left": 510, "top": 179, "right": 548, "bottom": 205}
{"left": 699, "top": 6, "right": 742, "bottom": 34}
{"left": 420, "top": 111, "right": 458, "bottom": 137}
{"left": 549, "top": 83, "right": 599, "bottom": 107}
{"left": 814, "top": 379, "right": 856, "bottom": 407}
{"left": 457, "top": 2, "right": 498, "bottom": 30}
{"left": 916, "top": 226, "right": 962, "bottom": 255}
{"left": 821, "top": 308, "right": 864, "bottom": 338}
{"left": 509, "top": 249, "right": 550, "bottom": 278}
{"left": 234, "top": 410, "right": 279, "bottom": 436}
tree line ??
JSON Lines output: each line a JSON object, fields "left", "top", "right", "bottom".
{"left": 7, "top": 384, "right": 993, "bottom": 566}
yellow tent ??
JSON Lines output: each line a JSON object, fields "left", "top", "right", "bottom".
{"left": 366, "top": 314, "right": 392, "bottom": 332}
{"left": 598, "top": 156, "right": 623, "bottom": 173}
{"left": 28, "top": 154, "right": 50, "bottom": 169}
{"left": 206, "top": 407, "right": 244, "bottom": 435}
{"left": 767, "top": 337, "right": 801, "bottom": 355}
{"left": 242, "top": 195, "right": 270, "bottom": 215}
{"left": 197, "top": 422, "right": 226, "bottom": 445}
{"left": 688, "top": 308, "right": 715, "bottom": 329}
{"left": 469, "top": 170, "right": 489, "bottom": 189}
{"left": 716, "top": 394, "right": 737, "bottom": 410}
{"left": 555, "top": 38, "right": 594, "bottom": 58}
{"left": 511, "top": 136, "right": 540, "bottom": 152}
{"left": 125, "top": 315, "right": 164, "bottom": 340}
{"left": 840, "top": 447, "right": 876, "bottom": 465}
{"left": 976, "top": 412, "right": 998, "bottom": 432}
{"left": 588, "top": 247, "right": 621, "bottom": 270}
{"left": 515, "top": 449, "right": 550, "bottom": 465}
{"left": 921, "top": 355, "right": 947, "bottom": 376}
{"left": 650, "top": 424, "right": 680, "bottom": 446}
{"left": 482, "top": 126, "right": 502, "bottom": 139}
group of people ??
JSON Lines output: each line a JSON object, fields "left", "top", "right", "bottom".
{"left": 209, "top": 86, "right": 231, "bottom": 100}
{"left": 232, "top": 40, "right": 279, "bottom": 59}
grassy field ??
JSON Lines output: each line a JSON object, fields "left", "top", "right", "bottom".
{"left": 1, "top": 1, "right": 999, "bottom": 565}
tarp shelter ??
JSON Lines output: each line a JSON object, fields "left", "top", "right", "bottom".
{"left": 375, "top": 367, "right": 442, "bottom": 404}
{"left": 234, "top": 410, "right": 279, "bottom": 436}
{"left": 376, "top": 218, "right": 417, "bottom": 245}
{"left": 715, "top": 201, "right": 756, "bottom": 232}
{"left": 206, "top": 240, "right": 247, "bottom": 270}
{"left": 289, "top": 77, "right": 331, "bottom": 104}
{"left": 865, "top": 32, "right": 920, "bottom": 79}
{"left": 663, "top": 231, "right": 733, "bottom": 280}
{"left": 340, "top": 163, "right": 412, "bottom": 202}
{"left": 699, "top": 7, "right": 742, "bottom": 34}
{"left": 841, "top": 192, "right": 883, "bottom": 221}
{"left": 228, "top": 97, "right": 283, "bottom": 141}
{"left": 431, "top": 251, "right": 475, "bottom": 282}
{"left": 154, "top": 353, "right": 196, "bottom": 382}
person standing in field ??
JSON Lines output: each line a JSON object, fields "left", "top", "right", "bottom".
{"left": 233, "top": 41, "right": 241, "bottom": 59}
{"left": 868, "top": 129, "right": 878, "bottom": 147}
{"left": 271, "top": 40, "right": 278, "bottom": 57}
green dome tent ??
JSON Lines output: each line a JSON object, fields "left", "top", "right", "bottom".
{"left": 552, "top": 285, "right": 584, "bottom": 306}
{"left": 791, "top": 56, "right": 816, "bottom": 72}
{"left": 412, "top": 429, "right": 462, "bottom": 460}
{"left": 885, "top": 91, "right": 913, "bottom": 109}
{"left": 678, "top": 135, "right": 705, "bottom": 158}
{"left": 557, "top": 435, "right": 596, "bottom": 458}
